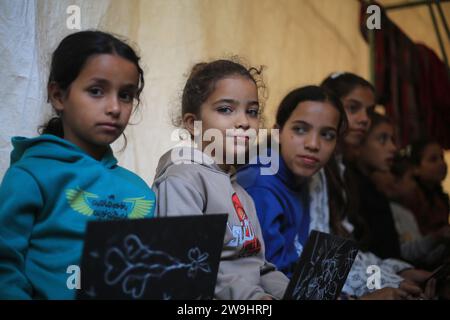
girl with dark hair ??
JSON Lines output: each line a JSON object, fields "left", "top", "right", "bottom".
{"left": 355, "top": 113, "right": 401, "bottom": 259}
{"left": 0, "top": 31, "right": 155, "bottom": 299}
{"left": 406, "top": 139, "right": 449, "bottom": 236}
{"left": 321, "top": 72, "right": 375, "bottom": 153}
{"left": 320, "top": 72, "right": 377, "bottom": 245}
{"left": 153, "top": 59, "right": 289, "bottom": 300}
{"left": 238, "top": 84, "right": 430, "bottom": 299}
{"left": 352, "top": 112, "right": 435, "bottom": 295}
{"left": 238, "top": 85, "right": 346, "bottom": 277}
{"left": 295, "top": 72, "right": 432, "bottom": 299}
{"left": 375, "top": 155, "right": 450, "bottom": 270}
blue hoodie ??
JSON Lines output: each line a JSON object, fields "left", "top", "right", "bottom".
{"left": 237, "top": 152, "right": 309, "bottom": 278}
{"left": 0, "top": 134, "right": 155, "bottom": 299}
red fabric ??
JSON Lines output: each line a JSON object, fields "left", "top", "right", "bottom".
{"left": 359, "top": 1, "right": 450, "bottom": 148}
{"left": 416, "top": 45, "right": 450, "bottom": 149}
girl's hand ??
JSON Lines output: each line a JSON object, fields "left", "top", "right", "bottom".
{"left": 399, "top": 269, "right": 432, "bottom": 286}
{"left": 399, "top": 280, "right": 424, "bottom": 298}
{"left": 259, "top": 295, "right": 274, "bottom": 300}
{"left": 423, "top": 278, "right": 437, "bottom": 300}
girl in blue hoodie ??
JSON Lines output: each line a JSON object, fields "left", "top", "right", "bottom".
{"left": 237, "top": 85, "right": 432, "bottom": 299}
{"left": 0, "top": 31, "right": 156, "bottom": 299}
{"left": 237, "top": 86, "right": 347, "bottom": 278}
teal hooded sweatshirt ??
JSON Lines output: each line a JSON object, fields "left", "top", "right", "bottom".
{"left": 0, "top": 134, "right": 155, "bottom": 299}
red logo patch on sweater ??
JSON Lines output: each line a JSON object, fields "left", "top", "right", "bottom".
{"left": 226, "top": 193, "right": 261, "bottom": 257}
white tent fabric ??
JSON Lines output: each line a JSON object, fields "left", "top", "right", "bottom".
{"left": 0, "top": 0, "right": 111, "bottom": 179}
{"left": 0, "top": 0, "right": 42, "bottom": 178}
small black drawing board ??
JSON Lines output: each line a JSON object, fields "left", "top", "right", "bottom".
{"left": 283, "top": 230, "right": 359, "bottom": 300}
{"left": 77, "top": 214, "right": 227, "bottom": 300}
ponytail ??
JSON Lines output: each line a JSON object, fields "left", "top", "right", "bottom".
{"left": 39, "top": 117, "right": 64, "bottom": 137}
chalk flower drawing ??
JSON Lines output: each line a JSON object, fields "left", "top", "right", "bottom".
{"left": 102, "top": 234, "right": 211, "bottom": 299}
{"left": 292, "top": 237, "right": 358, "bottom": 300}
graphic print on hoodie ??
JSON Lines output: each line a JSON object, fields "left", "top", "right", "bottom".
{"left": 0, "top": 134, "right": 155, "bottom": 299}
{"left": 65, "top": 187, "right": 152, "bottom": 220}
{"left": 228, "top": 193, "right": 262, "bottom": 257}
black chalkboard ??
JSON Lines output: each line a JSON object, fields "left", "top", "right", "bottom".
{"left": 283, "top": 230, "right": 359, "bottom": 300}
{"left": 77, "top": 215, "right": 227, "bottom": 300}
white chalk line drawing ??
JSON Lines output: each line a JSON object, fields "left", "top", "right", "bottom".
{"left": 292, "top": 235, "right": 358, "bottom": 300}
{"left": 103, "top": 234, "right": 211, "bottom": 299}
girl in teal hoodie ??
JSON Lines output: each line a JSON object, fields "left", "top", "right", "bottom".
{"left": 0, "top": 31, "right": 156, "bottom": 299}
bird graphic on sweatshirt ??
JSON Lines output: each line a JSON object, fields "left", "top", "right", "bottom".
{"left": 65, "top": 187, "right": 153, "bottom": 219}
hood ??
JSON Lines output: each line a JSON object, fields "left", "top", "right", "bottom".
{"left": 10, "top": 134, "right": 117, "bottom": 168}
{"left": 154, "top": 146, "right": 227, "bottom": 182}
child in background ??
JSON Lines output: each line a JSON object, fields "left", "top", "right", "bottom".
{"left": 238, "top": 85, "right": 428, "bottom": 299}
{"left": 237, "top": 85, "right": 345, "bottom": 278}
{"left": 355, "top": 112, "right": 434, "bottom": 290}
{"left": 353, "top": 112, "right": 400, "bottom": 259}
{"left": 320, "top": 72, "right": 433, "bottom": 298}
{"left": 373, "top": 156, "right": 450, "bottom": 270}
{"left": 152, "top": 59, "right": 289, "bottom": 300}
{"left": 406, "top": 139, "right": 450, "bottom": 236}
{"left": 0, "top": 31, "right": 156, "bottom": 299}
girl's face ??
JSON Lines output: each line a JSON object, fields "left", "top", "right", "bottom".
{"left": 372, "top": 169, "right": 416, "bottom": 200}
{"left": 341, "top": 86, "right": 375, "bottom": 147}
{"left": 396, "top": 169, "right": 417, "bottom": 199}
{"left": 416, "top": 143, "right": 447, "bottom": 184}
{"left": 279, "top": 101, "right": 339, "bottom": 178}
{"left": 49, "top": 54, "right": 139, "bottom": 159}
{"left": 188, "top": 75, "right": 259, "bottom": 165}
{"left": 359, "top": 122, "right": 397, "bottom": 172}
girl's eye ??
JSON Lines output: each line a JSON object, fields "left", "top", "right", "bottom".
{"left": 217, "top": 106, "right": 233, "bottom": 114}
{"left": 119, "top": 91, "right": 134, "bottom": 103}
{"left": 346, "top": 104, "right": 360, "bottom": 114}
{"left": 377, "top": 134, "right": 389, "bottom": 145}
{"left": 88, "top": 87, "right": 103, "bottom": 97}
{"left": 429, "top": 155, "right": 439, "bottom": 163}
{"left": 247, "top": 108, "right": 259, "bottom": 117}
{"left": 367, "top": 106, "right": 375, "bottom": 116}
{"left": 293, "top": 126, "right": 307, "bottom": 135}
{"left": 321, "top": 130, "right": 336, "bottom": 141}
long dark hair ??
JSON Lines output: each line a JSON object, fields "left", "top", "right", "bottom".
{"left": 410, "top": 139, "right": 449, "bottom": 209}
{"left": 321, "top": 72, "right": 375, "bottom": 100}
{"left": 274, "top": 85, "right": 350, "bottom": 237}
{"left": 337, "top": 112, "right": 395, "bottom": 247}
{"left": 320, "top": 72, "right": 375, "bottom": 243}
{"left": 325, "top": 113, "right": 393, "bottom": 244}
{"left": 40, "top": 30, "right": 145, "bottom": 138}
